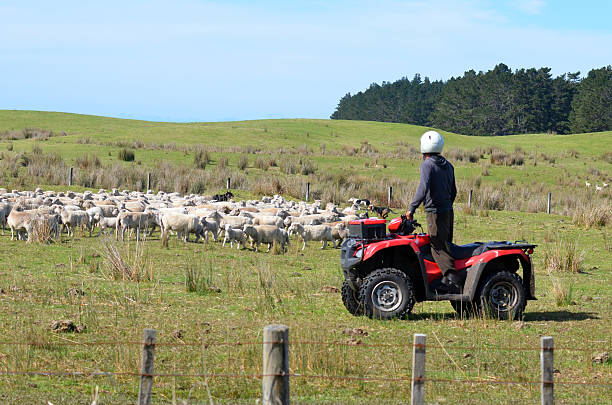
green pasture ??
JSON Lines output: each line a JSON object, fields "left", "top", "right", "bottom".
{"left": 0, "top": 110, "right": 609, "bottom": 403}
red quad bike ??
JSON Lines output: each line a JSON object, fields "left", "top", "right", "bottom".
{"left": 340, "top": 216, "right": 537, "bottom": 320}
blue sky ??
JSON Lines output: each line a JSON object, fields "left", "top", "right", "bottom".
{"left": 1, "top": 0, "right": 611, "bottom": 122}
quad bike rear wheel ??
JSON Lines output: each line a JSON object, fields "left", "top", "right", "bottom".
{"left": 477, "top": 271, "right": 526, "bottom": 320}
{"left": 359, "top": 268, "right": 415, "bottom": 320}
{"left": 341, "top": 280, "right": 363, "bottom": 316}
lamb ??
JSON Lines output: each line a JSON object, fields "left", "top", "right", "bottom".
{"left": 96, "top": 216, "right": 118, "bottom": 236}
{"left": 288, "top": 223, "right": 334, "bottom": 250}
{"left": 160, "top": 212, "right": 202, "bottom": 242}
{"left": 595, "top": 185, "right": 603, "bottom": 192}
{"left": 331, "top": 222, "right": 349, "bottom": 248}
{"left": 199, "top": 217, "right": 220, "bottom": 241}
{"left": 242, "top": 224, "right": 286, "bottom": 253}
{"left": 116, "top": 211, "right": 156, "bottom": 241}
{"left": 60, "top": 208, "right": 92, "bottom": 237}
{"left": 585, "top": 181, "right": 591, "bottom": 188}
{"left": 222, "top": 224, "right": 246, "bottom": 249}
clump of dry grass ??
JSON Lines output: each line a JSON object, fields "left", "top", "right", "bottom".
{"left": 237, "top": 154, "right": 249, "bottom": 170}
{"left": 573, "top": 202, "right": 612, "bottom": 228}
{"left": 101, "top": 239, "right": 154, "bottom": 282}
{"left": 543, "top": 239, "right": 583, "bottom": 274}
{"left": 550, "top": 278, "right": 573, "bottom": 307}
{"left": 193, "top": 147, "right": 209, "bottom": 169}
{"left": 30, "top": 216, "right": 57, "bottom": 244}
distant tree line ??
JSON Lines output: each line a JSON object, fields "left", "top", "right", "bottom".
{"left": 330, "top": 64, "right": 612, "bottom": 135}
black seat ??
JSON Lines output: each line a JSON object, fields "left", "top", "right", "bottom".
{"left": 449, "top": 243, "right": 483, "bottom": 259}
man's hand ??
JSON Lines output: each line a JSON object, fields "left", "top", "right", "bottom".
{"left": 405, "top": 211, "right": 413, "bottom": 221}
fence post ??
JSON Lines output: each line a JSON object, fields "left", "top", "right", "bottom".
{"left": 138, "top": 328, "right": 157, "bottom": 405}
{"left": 305, "top": 182, "right": 310, "bottom": 202}
{"left": 147, "top": 173, "right": 151, "bottom": 191}
{"left": 468, "top": 189, "right": 473, "bottom": 208}
{"left": 262, "top": 324, "right": 289, "bottom": 405}
{"left": 227, "top": 177, "right": 231, "bottom": 190}
{"left": 68, "top": 167, "right": 73, "bottom": 186}
{"left": 546, "top": 193, "right": 551, "bottom": 214}
{"left": 411, "top": 333, "right": 426, "bottom": 405}
{"left": 541, "top": 336, "right": 554, "bottom": 405}
{"left": 388, "top": 186, "right": 393, "bottom": 207}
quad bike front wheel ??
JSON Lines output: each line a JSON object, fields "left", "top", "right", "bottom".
{"left": 359, "top": 268, "right": 415, "bottom": 320}
{"left": 477, "top": 271, "right": 526, "bottom": 320}
{"left": 341, "top": 280, "right": 363, "bottom": 316}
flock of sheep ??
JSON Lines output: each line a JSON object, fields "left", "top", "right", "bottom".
{"left": 0, "top": 188, "right": 371, "bottom": 253}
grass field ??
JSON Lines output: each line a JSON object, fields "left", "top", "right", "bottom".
{"left": 0, "top": 111, "right": 610, "bottom": 404}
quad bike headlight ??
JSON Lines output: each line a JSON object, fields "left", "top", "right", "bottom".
{"left": 354, "top": 248, "right": 363, "bottom": 259}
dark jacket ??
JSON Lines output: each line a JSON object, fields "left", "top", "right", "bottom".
{"left": 409, "top": 155, "right": 456, "bottom": 213}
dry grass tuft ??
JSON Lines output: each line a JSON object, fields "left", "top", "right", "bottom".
{"left": 550, "top": 278, "right": 573, "bottom": 307}
{"left": 101, "top": 239, "right": 154, "bottom": 282}
{"left": 543, "top": 239, "right": 583, "bottom": 274}
{"left": 573, "top": 202, "right": 612, "bottom": 228}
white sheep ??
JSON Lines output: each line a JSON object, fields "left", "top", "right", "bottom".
{"left": 223, "top": 224, "right": 246, "bottom": 249}
{"left": 7, "top": 209, "right": 38, "bottom": 241}
{"left": 116, "top": 211, "right": 156, "bottom": 241}
{"left": 242, "top": 224, "right": 285, "bottom": 253}
{"left": 160, "top": 212, "right": 202, "bottom": 242}
{"left": 96, "top": 216, "right": 118, "bottom": 236}
{"left": 288, "top": 223, "right": 334, "bottom": 250}
{"left": 585, "top": 181, "right": 591, "bottom": 188}
{"left": 60, "top": 209, "right": 92, "bottom": 237}
{"left": 595, "top": 185, "right": 603, "bottom": 192}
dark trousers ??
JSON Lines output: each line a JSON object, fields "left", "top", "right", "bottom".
{"left": 426, "top": 210, "right": 455, "bottom": 275}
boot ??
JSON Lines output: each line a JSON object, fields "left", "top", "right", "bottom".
{"left": 441, "top": 270, "right": 463, "bottom": 293}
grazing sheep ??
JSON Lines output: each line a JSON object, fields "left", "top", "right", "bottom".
{"left": 200, "top": 217, "right": 220, "bottom": 241}
{"left": 331, "top": 222, "right": 349, "bottom": 248}
{"left": 288, "top": 223, "right": 334, "bottom": 250}
{"left": 7, "top": 209, "right": 38, "bottom": 241}
{"left": 222, "top": 224, "right": 246, "bottom": 249}
{"left": 0, "top": 201, "right": 12, "bottom": 235}
{"left": 595, "top": 185, "right": 603, "bottom": 192}
{"left": 96, "top": 216, "right": 118, "bottom": 236}
{"left": 252, "top": 215, "right": 284, "bottom": 227}
{"left": 116, "top": 211, "right": 156, "bottom": 241}
{"left": 242, "top": 224, "right": 285, "bottom": 253}
{"left": 60, "top": 209, "right": 92, "bottom": 237}
{"left": 160, "top": 213, "right": 202, "bottom": 242}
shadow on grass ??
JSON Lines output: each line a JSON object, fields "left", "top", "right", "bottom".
{"left": 523, "top": 311, "right": 599, "bottom": 322}
{"left": 407, "top": 311, "right": 599, "bottom": 322}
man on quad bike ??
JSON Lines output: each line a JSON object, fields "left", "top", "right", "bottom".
{"left": 406, "top": 130, "right": 460, "bottom": 292}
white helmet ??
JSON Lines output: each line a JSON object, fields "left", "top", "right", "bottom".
{"left": 420, "top": 130, "right": 444, "bottom": 154}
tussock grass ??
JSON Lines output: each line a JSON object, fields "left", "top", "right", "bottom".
{"left": 543, "top": 239, "right": 583, "bottom": 274}
{"left": 117, "top": 148, "right": 135, "bottom": 162}
{"left": 573, "top": 202, "right": 612, "bottom": 228}
{"left": 550, "top": 278, "right": 573, "bottom": 307}
{"left": 101, "top": 239, "right": 154, "bottom": 281}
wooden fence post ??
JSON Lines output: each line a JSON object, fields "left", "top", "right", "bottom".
{"left": 541, "top": 336, "right": 554, "bottom": 405}
{"left": 138, "top": 328, "right": 156, "bottom": 405}
{"left": 227, "top": 177, "right": 231, "bottom": 190}
{"left": 262, "top": 324, "right": 289, "bottom": 405}
{"left": 68, "top": 167, "right": 73, "bottom": 186}
{"left": 147, "top": 173, "right": 151, "bottom": 191}
{"left": 546, "top": 193, "right": 551, "bottom": 214}
{"left": 305, "top": 182, "right": 310, "bottom": 202}
{"left": 411, "top": 333, "right": 426, "bottom": 405}
{"left": 388, "top": 186, "right": 393, "bottom": 207}
{"left": 468, "top": 189, "right": 473, "bottom": 208}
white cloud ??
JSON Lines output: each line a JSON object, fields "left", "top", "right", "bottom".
{"left": 511, "top": 0, "right": 546, "bottom": 15}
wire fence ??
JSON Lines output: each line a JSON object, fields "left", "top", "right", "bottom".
{"left": 0, "top": 327, "right": 610, "bottom": 405}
